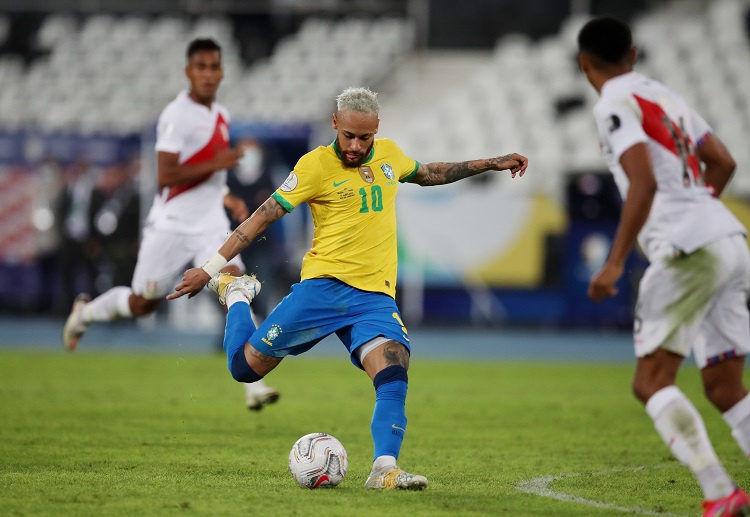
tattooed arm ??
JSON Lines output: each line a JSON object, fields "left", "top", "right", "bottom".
{"left": 408, "top": 153, "right": 528, "bottom": 186}
{"left": 167, "top": 196, "right": 287, "bottom": 299}
{"left": 217, "top": 196, "right": 287, "bottom": 263}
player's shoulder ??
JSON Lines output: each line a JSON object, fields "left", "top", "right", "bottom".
{"left": 596, "top": 74, "right": 645, "bottom": 117}
{"left": 374, "top": 137, "right": 397, "bottom": 148}
{"left": 598, "top": 77, "right": 630, "bottom": 107}
{"left": 295, "top": 145, "right": 329, "bottom": 171}
{"left": 158, "top": 91, "right": 191, "bottom": 123}
{"left": 374, "top": 137, "right": 407, "bottom": 156}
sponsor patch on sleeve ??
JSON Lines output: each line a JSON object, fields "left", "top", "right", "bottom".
{"left": 280, "top": 172, "right": 298, "bottom": 192}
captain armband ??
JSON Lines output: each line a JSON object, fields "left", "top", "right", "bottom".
{"left": 201, "top": 252, "right": 228, "bottom": 278}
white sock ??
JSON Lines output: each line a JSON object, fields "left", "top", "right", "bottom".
{"left": 226, "top": 292, "right": 249, "bottom": 308}
{"left": 244, "top": 379, "right": 269, "bottom": 396}
{"left": 646, "top": 386, "right": 734, "bottom": 501}
{"left": 82, "top": 287, "right": 133, "bottom": 323}
{"left": 372, "top": 455, "right": 396, "bottom": 472}
{"left": 723, "top": 393, "right": 750, "bottom": 459}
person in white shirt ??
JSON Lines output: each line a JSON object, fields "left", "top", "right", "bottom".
{"left": 62, "top": 38, "right": 279, "bottom": 411}
{"left": 578, "top": 17, "right": 750, "bottom": 517}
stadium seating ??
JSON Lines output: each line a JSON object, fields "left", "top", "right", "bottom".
{"left": 0, "top": 13, "right": 415, "bottom": 134}
{"left": 381, "top": 0, "right": 750, "bottom": 197}
{"left": 3, "top": 2, "right": 748, "bottom": 197}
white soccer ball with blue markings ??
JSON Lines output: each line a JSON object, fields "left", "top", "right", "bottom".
{"left": 288, "top": 433, "right": 348, "bottom": 488}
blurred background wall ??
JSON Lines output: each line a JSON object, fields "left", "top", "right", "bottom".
{"left": 0, "top": 0, "right": 748, "bottom": 330}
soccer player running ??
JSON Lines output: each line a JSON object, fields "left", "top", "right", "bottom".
{"left": 167, "top": 86, "right": 528, "bottom": 489}
{"left": 578, "top": 17, "right": 750, "bottom": 516}
{"left": 62, "top": 38, "right": 280, "bottom": 411}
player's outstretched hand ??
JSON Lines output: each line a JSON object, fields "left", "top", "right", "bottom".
{"left": 167, "top": 267, "right": 211, "bottom": 300}
{"left": 494, "top": 153, "right": 528, "bottom": 178}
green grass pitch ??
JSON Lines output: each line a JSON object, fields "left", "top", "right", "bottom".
{"left": 1, "top": 349, "right": 748, "bottom": 516}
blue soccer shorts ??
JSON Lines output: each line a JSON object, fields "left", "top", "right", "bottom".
{"left": 248, "top": 277, "right": 410, "bottom": 369}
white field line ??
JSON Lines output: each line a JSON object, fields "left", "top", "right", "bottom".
{"left": 515, "top": 465, "right": 686, "bottom": 516}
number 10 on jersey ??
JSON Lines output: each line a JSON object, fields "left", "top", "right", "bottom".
{"left": 359, "top": 186, "right": 383, "bottom": 213}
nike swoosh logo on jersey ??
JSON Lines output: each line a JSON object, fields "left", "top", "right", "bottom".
{"left": 333, "top": 179, "right": 350, "bottom": 187}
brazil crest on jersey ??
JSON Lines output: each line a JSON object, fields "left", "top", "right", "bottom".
{"left": 271, "top": 138, "right": 419, "bottom": 298}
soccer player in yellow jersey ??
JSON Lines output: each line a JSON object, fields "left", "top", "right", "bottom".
{"left": 168, "top": 87, "right": 528, "bottom": 489}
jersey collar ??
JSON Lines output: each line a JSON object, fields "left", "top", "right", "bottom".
{"left": 332, "top": 139, "right": 375, "bottom": 165}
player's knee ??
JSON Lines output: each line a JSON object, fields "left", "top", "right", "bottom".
{"left": 380, "top": 341, "right": 410, "bottom": 370}
{"left": 229, "top": 350, "right": 264, "bottom": 383}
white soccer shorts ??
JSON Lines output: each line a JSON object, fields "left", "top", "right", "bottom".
{"left": 131, "top": 223, "right": 245, "bottom": 300}
{"left": 634, "top": 233, "right": 750, "bottom": 368}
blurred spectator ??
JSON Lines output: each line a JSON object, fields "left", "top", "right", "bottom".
{"left": 233, "top": 138, "right": 276, "bottom": 210}
{"left": 90, "top": 156, "right": 141, "bottom": 293}
{"left": 31, "top": 157, "right": 64, "bottom": 313}
{"left": 228, "top": 138, "right": 292, "bottom": 315}
{"left": 56, "top": 156, "right": 98, "bottom": 312}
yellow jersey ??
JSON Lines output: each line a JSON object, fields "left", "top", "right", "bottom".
{"left": 271, "top": 138, "right": 419, "bottom": 298}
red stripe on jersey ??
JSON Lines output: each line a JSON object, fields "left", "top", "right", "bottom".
{"left": 634, "top": 95, "right": 701, "bottom": 181}
{"left": 166, "top": 112, "right": 230, "bottom": 201}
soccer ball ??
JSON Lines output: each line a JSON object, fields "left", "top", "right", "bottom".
{"left": 288, "top": 433, "right": 348, "bottom": 488}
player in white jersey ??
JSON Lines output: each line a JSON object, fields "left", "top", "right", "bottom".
{"left": 62, "top": 38, "right": 279, "bottom": 411}
{"left": 578, "top": 17, "right": 750, "bottom": 517}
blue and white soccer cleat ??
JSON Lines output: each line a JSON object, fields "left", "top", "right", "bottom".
{"left": 207, "top": 273, "right": 261, "bottom": 305}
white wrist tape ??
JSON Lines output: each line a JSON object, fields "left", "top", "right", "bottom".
{"left": 201, "top": 252, "right": 228, "bottom": 278}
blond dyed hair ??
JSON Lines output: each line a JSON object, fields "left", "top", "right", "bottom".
{"left": 335, "top": 87, "right": 379, "bottom": 115}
